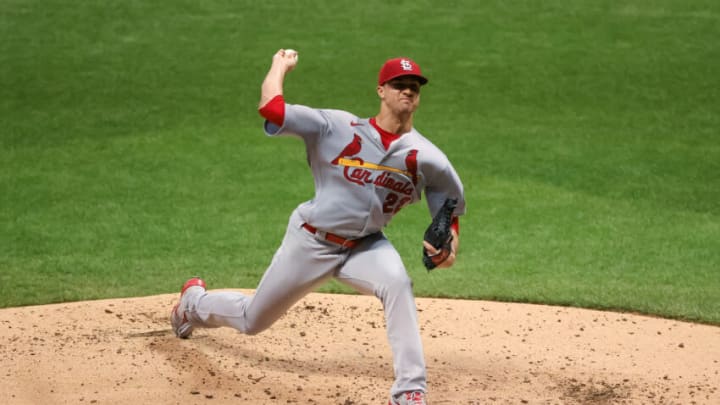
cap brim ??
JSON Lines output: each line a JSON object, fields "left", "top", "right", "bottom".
{"left": 382, "top": 73, "right": 429, "bottom": 85}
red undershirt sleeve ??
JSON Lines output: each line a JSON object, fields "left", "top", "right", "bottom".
{"left": 258, "top": 95, "right": 286, "bottom": 127}
{"left": 451, "top": 216, "right": 460, "bottom": 235}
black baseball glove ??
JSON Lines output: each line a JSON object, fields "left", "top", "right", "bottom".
{"left": 422, "top": 198, "right": 458, "bottom": 271}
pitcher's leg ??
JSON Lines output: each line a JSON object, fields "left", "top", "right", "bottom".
{"left": 336, "top": 235, "right": 427, "bottom": 397}
{"left": 188, "top": 212, "right": 344, "bottom": 334}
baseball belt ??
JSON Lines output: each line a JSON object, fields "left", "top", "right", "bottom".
{"left": 302, "top": 223, "right": 360, "bottom": 248}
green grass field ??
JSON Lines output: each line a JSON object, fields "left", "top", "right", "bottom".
{"left": 2, "top": 1, "right": 718, "bottom": 324}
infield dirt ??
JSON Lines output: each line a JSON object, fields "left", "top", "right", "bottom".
{"left": 1, "top": 291, "right": 718, "bottom": 404}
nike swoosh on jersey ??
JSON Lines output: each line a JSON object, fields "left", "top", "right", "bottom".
{"left": 350, "top": 121, "right": 363, "bottom": 127}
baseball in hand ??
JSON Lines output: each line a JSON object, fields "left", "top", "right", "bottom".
{"left": 285, "top": 49, "right": 298, "bottom": 60}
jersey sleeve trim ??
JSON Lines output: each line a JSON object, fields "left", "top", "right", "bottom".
{"left": 258, "top": 94, "right": 286, "bottom": 127}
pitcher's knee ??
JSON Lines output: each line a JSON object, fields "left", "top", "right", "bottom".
{"left": 243, "top": 319, "right": 271, "bottom": 335}
{"left": 376, "top": 272, "right": 414, "bottom": 299}
{"left": 242, "top": 313, "right": 285, "bottom": 335}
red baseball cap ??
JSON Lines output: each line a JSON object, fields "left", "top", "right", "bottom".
{"left": 378, "top": 57, "right": 428, "bottom": 86}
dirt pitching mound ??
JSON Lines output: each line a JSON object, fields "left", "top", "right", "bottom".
{"left": 1, "top": 291, "right": 718, "bottom": 404}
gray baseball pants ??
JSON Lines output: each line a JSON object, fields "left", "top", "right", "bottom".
{"left": 184, "top": 209, "right": 427, "bottom": 396}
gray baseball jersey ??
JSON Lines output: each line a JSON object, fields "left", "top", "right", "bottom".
{"left": 182, "top": 102, "right": 465, "bottom": 398}
{"left": 265, "top": 104, "right": 466, "bottom": 235}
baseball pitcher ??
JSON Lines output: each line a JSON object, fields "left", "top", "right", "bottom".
{"left": 171, "top": 49, "right": 466, "bottom": 405}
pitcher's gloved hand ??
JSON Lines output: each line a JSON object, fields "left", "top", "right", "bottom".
{"left": 422, "top": 198, "right": 458, "bottom": 271}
